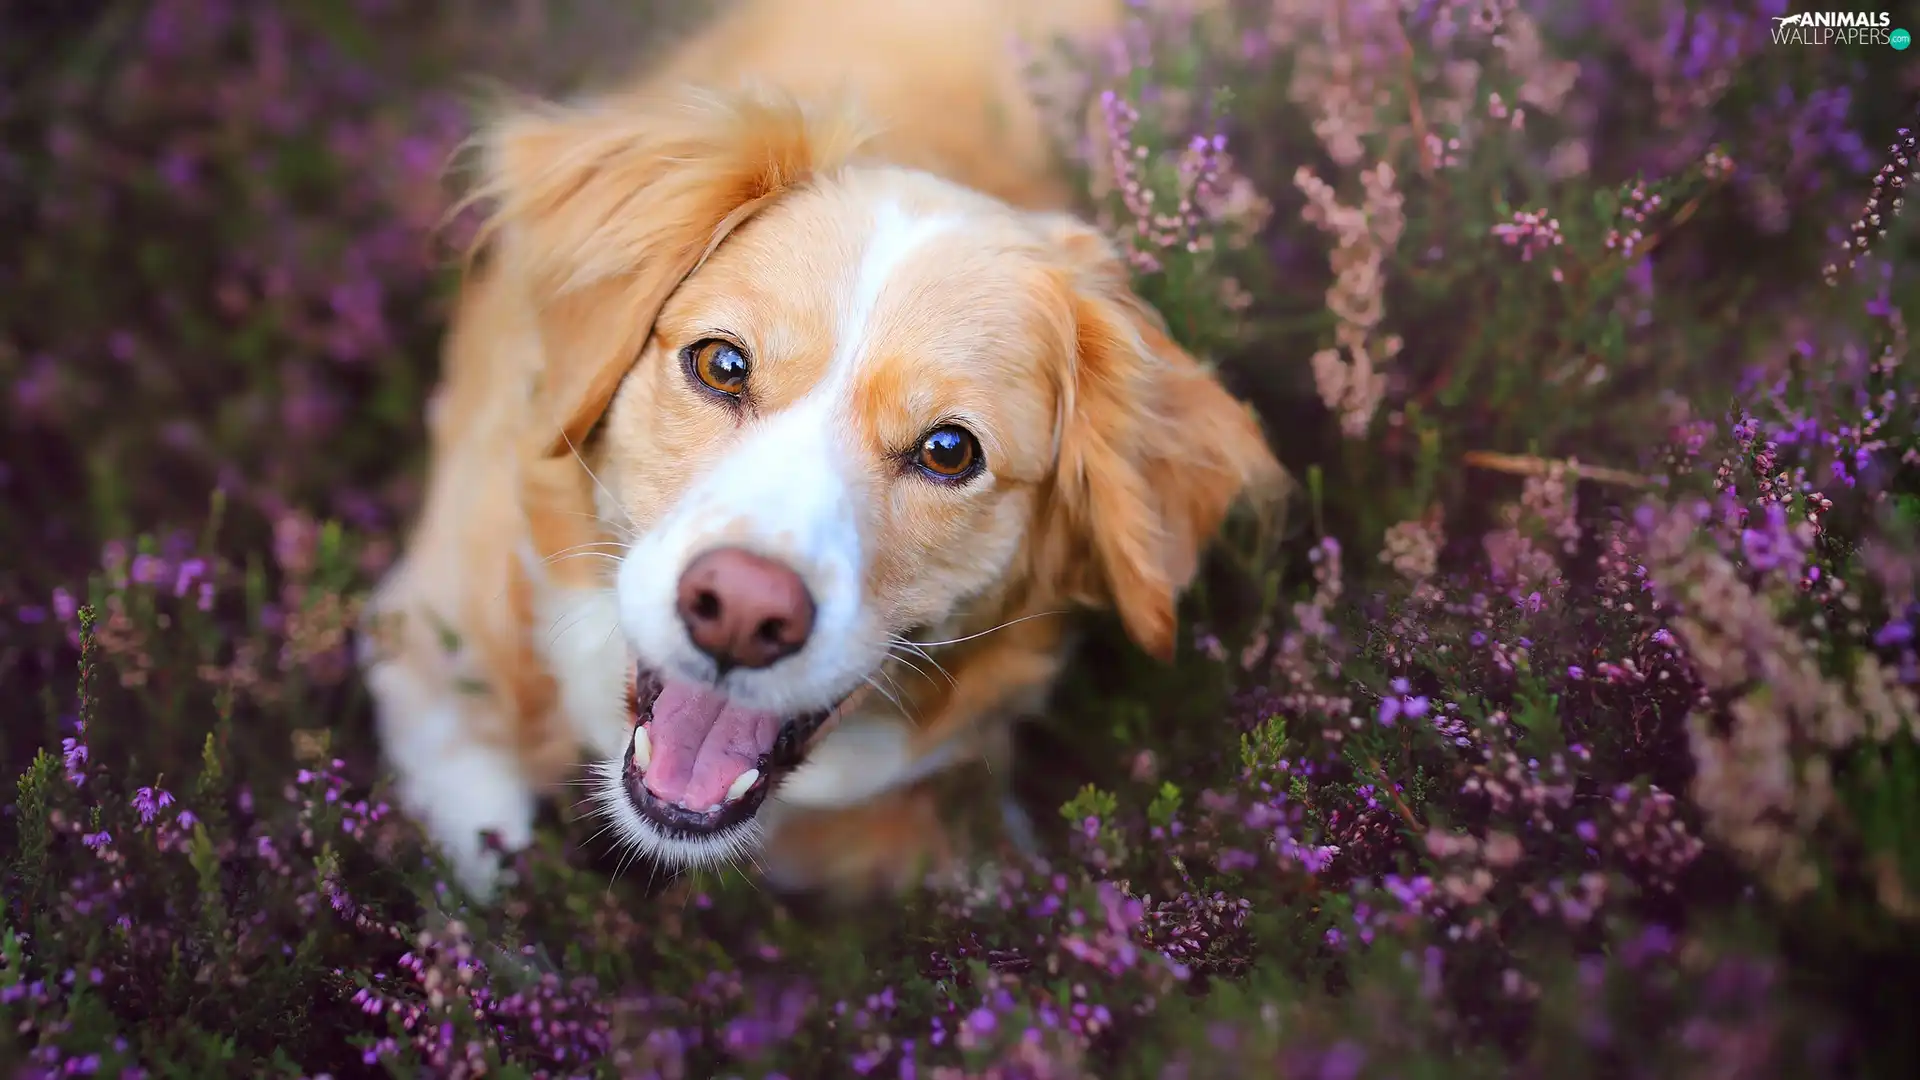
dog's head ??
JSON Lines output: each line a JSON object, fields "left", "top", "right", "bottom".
{"left": 478, "top": 87, "right": 1286, "bottom": 868}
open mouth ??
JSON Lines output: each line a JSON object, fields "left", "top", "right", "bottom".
{"left": 616, "top": 666, "right": 853, "bottom": 840}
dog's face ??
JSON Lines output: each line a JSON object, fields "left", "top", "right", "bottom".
{"left": 604, "top": 177, "right": 1074, "bottom": 824}
{"left": 480, "top": 90, "right": 1284, "bottom": 868}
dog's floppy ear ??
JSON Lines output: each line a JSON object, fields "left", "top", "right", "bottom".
{"left": 469, "top": 86, "right": 873, "bottom": 458}
{"left": 1034, "top": 214, "right": 1290, "bottom": 661}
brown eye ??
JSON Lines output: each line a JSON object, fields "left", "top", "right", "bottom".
{"left": 915, "top": 425, "right": 981, "bottom": 481}
{"left": 687, "top": 338, "right": 750, "bottom": 397}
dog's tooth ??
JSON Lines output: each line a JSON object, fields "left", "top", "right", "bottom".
{"left": 725, "top": 768, "right": 760, "bottom": 804}
{"left": 631, "top": 725, "right": 652, "bottom": 771}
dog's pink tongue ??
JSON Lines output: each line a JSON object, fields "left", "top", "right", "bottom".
{"left": 640, "top": 680, "right": 782, "bottom": 810}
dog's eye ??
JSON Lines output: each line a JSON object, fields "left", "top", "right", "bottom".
{"left": 687, "top": 338, "right": 750, "bottom": 397}
{"left": 915, "top": 425, "right": 981, "bottom": 481}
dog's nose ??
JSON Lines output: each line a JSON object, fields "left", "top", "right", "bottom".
{"left": 675, "top": 547, "right": 816, "bottom": 670}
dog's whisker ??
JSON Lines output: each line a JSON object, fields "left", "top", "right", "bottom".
{"left": 554, "top": 422, "right": 643, "bottom": 539}
{"left": 861, "top": 674, "right": 906, "bottom": 715}
{"left": 540, "top": 552, "right": 625, "bottom": 580}
{"left": 883, "top": 665, "right": 924, "bottom": 717}
{"left": 883, "top": 644, "right": 938, "bottom": 686}
{"left": 734, "top": 840, "right": 768, "bottom": 891}
{"left": 887, "top": 637, "right": 954, "bottom": 686}
{"left": 542, "top": 541, "right": 631, "bottom": 566}
{"left": 609, "top": 843, "right": 642, "bottom": 890}
{"left": 905, "top": 609, "right": 1065, "bottom": 649}
{"left": 873, "top": 668, "right": 934, "bottom": 727}
{"left": 899, "top": 640, "right": 955, "bottom": 682}
{"left": 546, "top": 538, "right": 632, "bottom": 555}
{"left": 543, "top": 588, "right": 619, "bottom": 648}
{"left": 877, "top": 667, "right": 911, "bottom": 713}
{"left": 545, "top": 508, "right": 641, "bottom": 542}
{"left": 545, "top": 607, "right": 597, "bottom": 649}
{"left": 580, "top": 816, "right": 621, "bottom": 848}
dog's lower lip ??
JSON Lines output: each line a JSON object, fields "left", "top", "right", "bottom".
{"left": 616, "top": 666, "right": 844, "bottom": 838}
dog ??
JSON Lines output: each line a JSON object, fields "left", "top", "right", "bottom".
{"left": 356, "top": 0, "right": 1286, "bottom": 899}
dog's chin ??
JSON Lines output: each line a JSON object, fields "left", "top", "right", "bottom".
{"left": 591, "top": 665, "right": 858, "bottom": 869}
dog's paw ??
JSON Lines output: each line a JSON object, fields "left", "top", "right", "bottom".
{"left": 434, "top": 814, "right": 534, "bottom": 901}
{"left": 370, "top": 683, "right": 538, "bottom": 900}
{"left": 401, "top": 741, "right": 538, "bottom": 901}
{"left": 363, "top": 631, "right": 541, "bottom": 902}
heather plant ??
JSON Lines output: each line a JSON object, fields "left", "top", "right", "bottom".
{"left": 4, "top": 1, "right": 1919, "bottom": 1078}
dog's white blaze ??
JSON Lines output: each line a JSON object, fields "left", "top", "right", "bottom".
{"left": 830, "top": 203, "right": 961, "bottom": 384}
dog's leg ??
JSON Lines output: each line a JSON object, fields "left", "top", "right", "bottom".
{"left": 358, "top": 571, "right": 542, "bottom": 899}
{"left": 357, "top": 263, "right": 582, "bottom": 898}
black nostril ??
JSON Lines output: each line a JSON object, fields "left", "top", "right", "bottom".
{"left": 692, "top": 590, "right": 722, "bottom": 621}
{"left": 754, "top": 617, "right": 786, "bottom": 645}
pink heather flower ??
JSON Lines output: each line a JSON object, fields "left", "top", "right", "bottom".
{"left": 1826, "top": 126, "right": 1916, "bottom": 284}
{"left": 1296, "top": 161, "right": 1403, "bottom": 437}
{"left": 1490, "top": 208, "right": 1566, "bottom": 266}
{"left": 1605, "top": 183, "right": 1662, "bottom": 257}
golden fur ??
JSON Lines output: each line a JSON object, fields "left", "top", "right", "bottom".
{"left": 359, "top": 0, "right": 1286, "bottom": 898}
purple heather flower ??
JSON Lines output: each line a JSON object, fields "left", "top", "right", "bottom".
{"left": 1378, "top": 697, "right": 1401, "bottom": 726}
{"left": 61, "top": 735, "right": 89, "bottom": 784}
{"left": 132, "top": 786, "right": 175, "bottom": 824}
{"left": 1319, "top": 1041, "right": 1366, "bottom": 1080}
